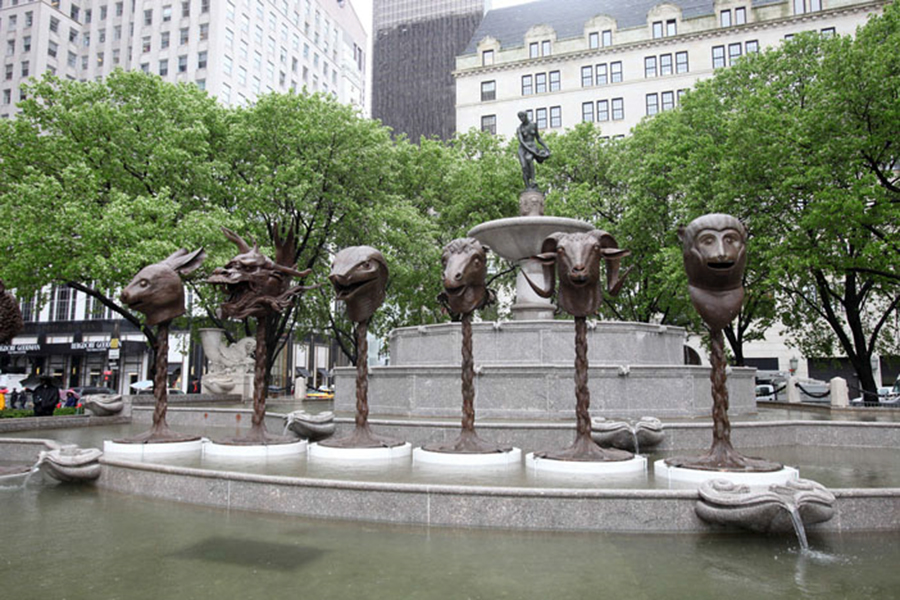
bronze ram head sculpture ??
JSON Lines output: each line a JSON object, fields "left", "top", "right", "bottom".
{"left": 525, "top": 230, "right": 630, "bottom": 317}
{"left": 120, "top": 248, "right": 207, "bottom": 326}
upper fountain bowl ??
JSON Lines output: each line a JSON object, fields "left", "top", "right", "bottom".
{"left": 469, "top": 217, "right": 594, "bottom": 262}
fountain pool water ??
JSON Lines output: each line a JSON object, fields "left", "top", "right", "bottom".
{"left": 2, "top": 482, "right": 898, "bottom": 600}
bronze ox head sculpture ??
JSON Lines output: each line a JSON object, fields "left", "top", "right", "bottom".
{"left": 678, "top": 214, "right": 747, "bottom": 330}
{"left": 207, "top": 227, "right": 312, "bottom": 320}
{"left": 438, "top": 238, "right": 495, "bottom": 317}
{"left": 330, "top": 246, "right": 389, "bottom": 323}
{"left": 120, "top": 249, "right": 207, "bottom": 326}
{"left": 525, "top": 230, "right": 630, "bottom": 318}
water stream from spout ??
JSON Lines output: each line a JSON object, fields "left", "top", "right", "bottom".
{"left": 630, "top": 427, "right": 640, "bottom": 455}
{"left": 784, "top": 503, "right": 809, "bottom": 551}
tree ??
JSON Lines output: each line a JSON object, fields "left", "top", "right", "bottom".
{"left": 0, "top": 71, "right": 234, "bottom": 348}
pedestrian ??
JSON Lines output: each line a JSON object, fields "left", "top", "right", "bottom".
{"left": 32, "top": 377, "right": 61, "bottom": 417}
{"left": 64, "top": 390, "right": 78, "bottom": 408}
{"left": 9, "top": 388, "right": 22, "bottom": 409}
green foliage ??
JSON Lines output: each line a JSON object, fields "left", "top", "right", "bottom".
{"left": 0, "top": 407, "right": 81, "bottom": 419}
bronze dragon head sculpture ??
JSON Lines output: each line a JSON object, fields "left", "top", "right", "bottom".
{"left": 330, "top": 246, "right": 389, "bottom": 323}
{"left": 678, "top": 213, "right": 747, "bottom": 330}
{"left": 437, "top": 238, "right": 495, "bottom": 317}
{"left": 207, "top": 227, "right": 311, "bottom": 320}
{"left": 524, "top": 230, "right": 630, "bottom": 318}
{"left": 120, "top": 248, "right": 207, "bottom": 326}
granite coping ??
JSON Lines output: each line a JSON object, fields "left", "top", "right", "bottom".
{"left": 97, "top": 456, "right": 900, "bottom": 533}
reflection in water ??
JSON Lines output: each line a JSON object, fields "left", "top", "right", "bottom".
{"left": 172, "top": 536, "right": 326, "bottom": 571}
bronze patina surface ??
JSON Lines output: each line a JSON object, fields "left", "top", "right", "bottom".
{"left": 208, "top": 227, "right": 313, "bottom": 445}
{"left": 516, "top": 111, "right": 550, "bottom": 190}
{"left": 427, "top": 238, "right": 510, "bottom": 454}
{"left": 119, "top": 248, "right": 206, "bottom": 443}
{"left": 320, "top": 246, "right": 404, "bottom": 449}
{"left": 666, "top": 214, "right": 782, "bottom": 472}
{"left": 525, "top": 230, "right": 634, "bottom": 462}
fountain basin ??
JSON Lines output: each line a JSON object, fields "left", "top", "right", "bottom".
{"left": 526, "top": 453, "right": 648, "bottom": 475}
{"left": 413, "top": 446, "right": 522, "bottom": 466}
{"left": 203, "top": 439, "right": 307, "bottom": 458}
{"left": 469, "top": 216, "right": 594, "bottom": 261}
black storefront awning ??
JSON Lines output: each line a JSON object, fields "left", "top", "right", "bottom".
{"left": 317, "top": 368, "right": 331, "bottom": 380}
{"left": 295, "top": 367, "right": 310, "bottom": 378}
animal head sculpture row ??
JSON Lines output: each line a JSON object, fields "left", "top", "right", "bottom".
{"left": 525, "top": 230, "right": 630, "bottom": 318}
{"left": 120, "top": 249, "right": 207, "bottom": 326}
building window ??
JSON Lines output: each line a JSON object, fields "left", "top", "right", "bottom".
{"left": 201, "top": 0, "right": 210, "bottom": 14}
{"left": 161, "top": 31, "right": 170, "bottom": 49}
{"left": 646, "top": 93, "right": 659, "bottom": 116}
{"left": 529, "top": 42, "right": 539, "bottom": 58}
{"left": 612, "top": 97, "right": 624, "bottom": 120}
{"left": 712, "top": 46, "right": 726, "bottom": 69}
{"left": 182, "top": 2, "right": 190, "bottom": 17}
{"left": 2, "top": 89, "right": 10, "bottom": 104}
{"left": 200, "top": 24, "right": 209, "bottom": 41}
{"left": 667, "top": 20, "right": 677, "bottom": 36}
{"left": 735, "top": 7, "right": 747, "bottom": 25}
{"left": 644, "top": 56, "right": 657, "bottom": 78}
{"left": 48, "top": 41, "right": 57, "bottom": 58}
{"left": 652, "top": 21, "right": 663, "bottom": 39}
{"left": 596, "top": 63, "right": 607, "bottom": 85}
{"left": 660, "top": 54, "right": 673, "bottom": 76}
{"left": 159, "top": 59, "right": 168, "bottom": 76}
{"left": 661, "top": 90, "right": 675, "bottom": 111}
{"left": 535, "top": 72, "right": 547, "bottom": 94}
{"left": 602, "top": 29, "right": 612, "bottom": 47}
{"left": 23, "top": 36, "right": 32, "bottom": 52}
{"left": 541, "top": 40, "right": 551, "bottom": 56}
{"left": 610, "top": 61, "right": 622, "bottom": 83}
{"left": 597, "top": 99, "right": 609, "bottom": 122}
{"left": 794, "top": 0, "right": 821, "bottom": 14}
{"left": 720, "top": 9, "right": 732, "bottom": 27}
{"left": 676, "top": 51, "right": 689, "bottom": 73}
{"left": 50, "top": 17, "right": 59, "bottom": 33}
{"left": 745, "top": 40, "right": 759, "bottom": 53}
{"left": 549, "top": 70, "right": 560, "bottom": 92}
{"left": 481, "top": 80, "right": 495, "bottom": 102}
{"left": 178, "top": 55, "right": 187, "bottom": 73}
{"left": 482, "top": 49, "right": 493, "bottom": 66}
{"left": 144, "top": 9, "right": 152, "bottom": 26}
{"left": 180, "top": 28, "right": 189, "bottom": 45}
{"left": 522, "top": 74, "right": 533, "bottom": 95}
{"left": 821, "top": 27, "right": 836, "bottom": 38}
{"left": 549, "top": 106, "right": 561, "bottom": 128}
{"left": 480, "top": 114, "right": 496, "bottom": 134}
{"left": 588, "top": 32, "right": 599, "bottom": 49}
{"left": 20, "top": 295, "right": 36, "bottom": 322}
{"left": 162, "top": 5, "right": 172, "bottom": 22}
{"left": 53, "top": 285, "right": 75, "bottom": 321}
{"left": 116, "top": 3, "right": 124, "bottom": 17}
{"left": 582, "top": 101, "right": 594, "bottom": 123}
{"left": 535, "top": 107, "right": 547, "bottom": 129}
{"left": 20, "top": 61, "right": 29, "bottom": 77}
{"left": 728, "top": 43, "right": 742, "bottom": 65}
{"left": 198, "top": 51, "right": 207, "bottom": 70}
{"left": 581, "top": 65, "right": 593, "bottom": 87}
{"left": 142, "top": 36, "right": 151, "bottom": 53}
{"left": 71, "top": 5, "right": 80, "bottom": 21}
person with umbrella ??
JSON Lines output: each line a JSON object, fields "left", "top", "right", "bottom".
{"left": 32, "top": 376, "right": 61, "bottom": 417}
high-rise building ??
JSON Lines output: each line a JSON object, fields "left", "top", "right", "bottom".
{"left": 372, "top": 0, "right": 484, "bottom": 141}
{"left": 0, "top": 0, "right": 367, "bottom": 118}
{"left": 455, "top": 0, "right": 885, "bottom": 138}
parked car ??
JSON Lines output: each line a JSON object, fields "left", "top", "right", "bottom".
{"left": 305, "top": 388, "right": 334, "bottom": 401}
{"left": 850, "top": 387, "right": 899, "bottom": 406}
{"left": 755, "top": 384, "right": 777, "bottom": 402}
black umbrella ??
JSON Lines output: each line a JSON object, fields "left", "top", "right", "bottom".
{"left": 20, "top": 374, "right": 62, "bottom": 390}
